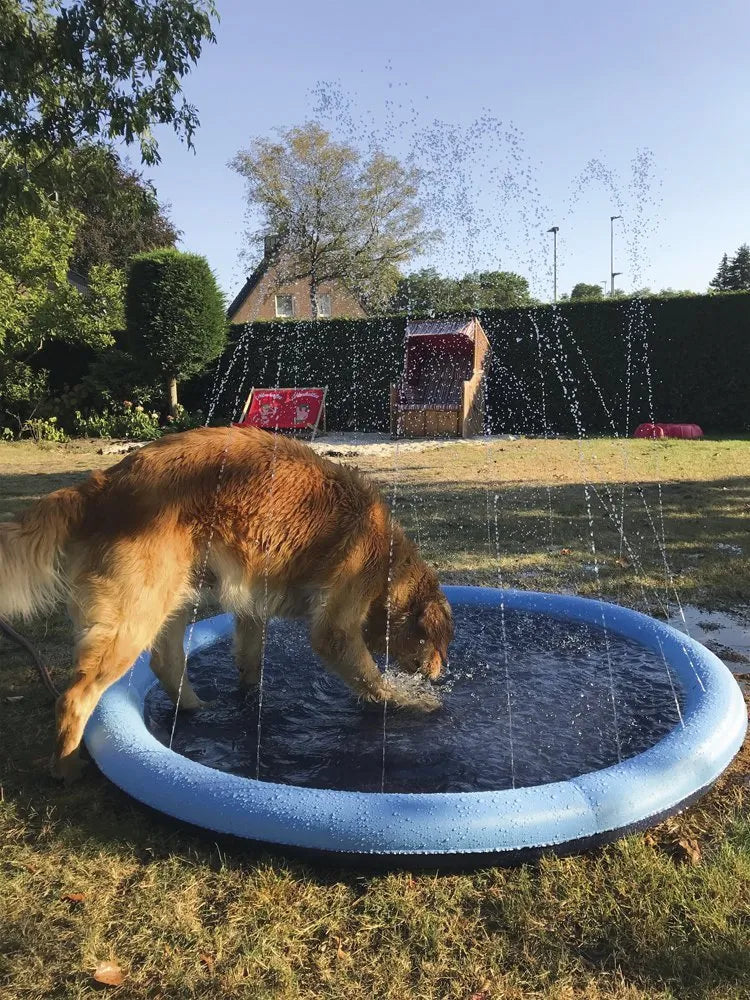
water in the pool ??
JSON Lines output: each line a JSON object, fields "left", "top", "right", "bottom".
{"left": 145, "top": 604, "right": 684, "bottom": 793}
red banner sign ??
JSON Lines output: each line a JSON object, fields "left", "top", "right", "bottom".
{"left": 236, "top": 388, "right": 326, "bottom": 431}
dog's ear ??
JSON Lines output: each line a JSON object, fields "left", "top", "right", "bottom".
{"left": 418, "top": 597, "right": 453, "bottom": 650}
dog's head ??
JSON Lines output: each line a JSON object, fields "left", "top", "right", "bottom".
{"left": 395, "top": 588, "right": 454, "bottom": 680}
{"left": 364, "top": 582, "right": 454, "bottom": 682}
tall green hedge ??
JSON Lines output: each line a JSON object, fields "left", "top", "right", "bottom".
{"left": 187, "top": 316, "right": 407, "bottom": 431}
{"left": 193, "top": 290, "right": 750, "bottom": 434}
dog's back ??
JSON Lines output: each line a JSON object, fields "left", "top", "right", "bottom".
{"left": 1, "top": 426, "right": 388, "bottom": 620}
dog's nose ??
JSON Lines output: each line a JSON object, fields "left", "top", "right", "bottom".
{"left": 424, "top": 650, "right": 444, "bottom": 681}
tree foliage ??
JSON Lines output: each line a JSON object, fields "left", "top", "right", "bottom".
{"left": 231, "top": 122, "right": 437, "bottom": 316}
{"left": 566, "top": 287, "right": 625, "bottom": 300}
{"left": 0, "top": 208, "right": 123, "bottom": 429}
{"left": 710, "top": 244, "right": 750, "bottom": 291}
{"left": 67, "top": 145, "right": 179, "bottom": 276}
{"left": 0, "top": 0, "right": 217, "bottom": 212}
{"left": 709, "top": 253, "right": 732, "bottom": 291}
{"left": 728, "top": 244, "right": 750, "bottom": 290}
{"left": 570, "top": 282, "right": 604, "bottom": 301}
{"left": 391, "top": 268, "right": 534, "bottom": 313}
{"left": 124, "top": 249, "right": 226, "bottom": 414}
{"left": 631, "top": 287, "right": 698, "bottom": 298}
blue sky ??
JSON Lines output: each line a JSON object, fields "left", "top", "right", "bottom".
{"left": 142, "top": 0, "right": 750, "bottom": 302}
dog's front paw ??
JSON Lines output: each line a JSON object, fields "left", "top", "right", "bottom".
{"left": 381, "top": 678, "right": 442, "bottom": 713}
{"left": 176, "top": 691, "right": 212, "bottom": 712}
{"left": 50, "top": 752, "right": 89, "bottom": 783}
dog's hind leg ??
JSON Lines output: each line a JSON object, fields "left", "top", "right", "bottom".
{"left": 150, "top": 606, "right": 206, "bottom": 710}
{"left": 54, "top": 617, "right": 161, "bottom": 781}
{"left": 233, "top": 612, "right": 265, "bottom": 689}
{"left": 54, "top": 547, "right": 194, "bottom": 781}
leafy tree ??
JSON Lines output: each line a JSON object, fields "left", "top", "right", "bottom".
{"left": 709, "top": 253, "right": 732, "bottom": 291}
{"left": 392, "top": 268, "right": 533, "bottom": 312}
{"left": 655, "top": 288, "right": 698, "bottom": 298}
{"left": 454, "top": 271, "right": 534, "bottom": 310}
{"left": 391, "top": 269, "right": 460, "bottom": 313}
{"left": 68, "top": 145, "right": 179, "bottom": 276}
{"left": 632, "top": 287, "right": 698, "bottom": 298}
{"left": 727, "top": 243, "right": 750, "bottom": 290}
{"left": 125, "top": 250, "right": 226, "bottom": 415}
{"left": 0, "top": 209, "right": 123, "bottom": 430}
{"left": 0, "top": 0, "right": 217, "bottom": 213}
{"left": 570, "top": 282, "right": 604, "bottom": 300}
{"left": 568, "top": 288, "right": 625, "bottom": 300}
{"left": 231, "top": 122, "right": 436, "bottom": 317}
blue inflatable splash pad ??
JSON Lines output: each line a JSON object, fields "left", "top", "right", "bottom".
{"left": 85, "top": 586, "right": 747, "bottom": 864}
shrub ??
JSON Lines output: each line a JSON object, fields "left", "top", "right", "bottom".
{"left": 125, "top": 249, "right": 227, "bottom": 416}
{"left": 20, "top": 416, "right": 68, "bottom": 443}
{"left": 0, "top": 209, "right": 123, "bottom": 430}
{"left": 81, "top": 348, "right": 162, "bottom": 411}
{"left": 162, "top": 404, "right": 204, "bottom": 433}
{"left": 73, "top": 404, "right": 161, "bottom": 441}
{"left": 68, "top": 402, "right": 203, "bottom": 440}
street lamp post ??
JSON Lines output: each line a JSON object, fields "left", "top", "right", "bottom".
{"left": 547, "top": 226, "right": 559, "bottom": 303}
{"left": 610, "top": 214, "right": 622, "bottom": 296}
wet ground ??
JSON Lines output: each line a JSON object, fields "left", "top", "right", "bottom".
{"left": 669, "top": 604, "right": 750, "bottom": 676}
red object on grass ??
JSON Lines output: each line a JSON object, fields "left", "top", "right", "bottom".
{"left": 233, "top": 387, "right": 326, "bottom": 435}
{"left": 634, "top": 423, "right": 664, "bottom": 439}
{"left": 633, "top": 422, "right": 703, "bottom": 439}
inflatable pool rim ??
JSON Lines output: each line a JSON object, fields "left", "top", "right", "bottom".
{"left": 84, "top": 585, "right": 747, "bottom": 863}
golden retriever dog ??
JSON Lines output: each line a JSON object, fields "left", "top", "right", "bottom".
{"left": 0, "top": 426, "right": 453, "bottom": 780}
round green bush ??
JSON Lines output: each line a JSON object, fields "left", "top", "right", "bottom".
{"left": 125, "top": 249, "right": 226, "bottom": 413}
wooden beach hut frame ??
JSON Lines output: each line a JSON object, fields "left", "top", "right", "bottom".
{"left": 390, "top": 317, "right": 491, "bottom": 438}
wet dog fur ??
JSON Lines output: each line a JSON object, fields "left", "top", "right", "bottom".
{"left": 0, "top": 426, "right": 453, "bottom": 780}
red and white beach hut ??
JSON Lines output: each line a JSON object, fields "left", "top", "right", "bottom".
{"left": 390, "top": 317, "right": 491, "bottom": 438}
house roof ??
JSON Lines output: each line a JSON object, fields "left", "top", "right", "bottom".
{"left": 226, "top": 257, "right": 270, "bottom": 320}
{"left": 226, "top": 252, "right": 370, "bottom": 321}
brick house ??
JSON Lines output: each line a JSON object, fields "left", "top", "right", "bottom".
{"left": 227, "top": 236, "right": 367, "bottom": 323}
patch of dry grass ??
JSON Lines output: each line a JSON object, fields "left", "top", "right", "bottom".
{"left": 350, "top": 435, "right": 750, "bottom": 612}
{"left": 1, "top": 436, "right": 749, "bottom": 999}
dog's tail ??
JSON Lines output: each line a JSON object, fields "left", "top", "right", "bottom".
{"left": 0, "top": 487, "right": 86, "bottom": 621}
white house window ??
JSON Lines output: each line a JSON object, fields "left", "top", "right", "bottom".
{"left": 275, "top": 294, "right": 294, "bottom": 318}
{"left": 317, "top": 293, "right": 332, "bottom": 317}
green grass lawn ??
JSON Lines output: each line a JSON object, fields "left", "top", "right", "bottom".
{"left": 1, "top": 436, "right": 749, "bottom": 999}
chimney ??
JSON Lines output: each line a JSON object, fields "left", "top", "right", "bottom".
{"left": 264, "top": 233, "right": 280, "bottom": 259}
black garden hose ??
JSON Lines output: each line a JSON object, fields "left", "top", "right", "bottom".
{"left": 0, "top": 615, "right": 60, "bottom": 700}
